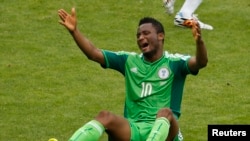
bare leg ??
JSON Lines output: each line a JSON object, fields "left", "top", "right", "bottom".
{"left": 95, "top": 110, "right": 131, "bottom": 141}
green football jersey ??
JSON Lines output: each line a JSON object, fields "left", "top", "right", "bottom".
{"left": 102, "top": 50, "right": 195, "bottom": 122}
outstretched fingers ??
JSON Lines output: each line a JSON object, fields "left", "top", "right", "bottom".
{"left": 58, "top": 9, "right": 67, "bottom": 26}
{"left": 57, "top": 8, "right": 77, "bottom": 32}
{"left": 58, "top": 9, "right": 68, "bottom": 22}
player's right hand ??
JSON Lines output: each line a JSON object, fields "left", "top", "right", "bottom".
{"left": 58, "top": 8, "right": 77, "bottom": 32}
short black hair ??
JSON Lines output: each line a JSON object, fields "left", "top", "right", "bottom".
{"left": 139, "top": 17, "right": 165, "bottom": 34}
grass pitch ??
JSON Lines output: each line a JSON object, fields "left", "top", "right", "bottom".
{"left": 0, "top": 0, "right": 249, "bottom": 141}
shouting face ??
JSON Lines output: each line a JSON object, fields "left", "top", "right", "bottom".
{"left": 137, "top": 23, "right": 164, "bottom": 61}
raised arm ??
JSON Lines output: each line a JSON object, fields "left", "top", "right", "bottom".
{"left": 58, "top": 8, "right": 105, "bottom": 65}
{"left": 188, "top": 20, "right": 208, "bottom": 73}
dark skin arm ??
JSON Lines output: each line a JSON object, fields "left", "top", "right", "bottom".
{"left": 58, "top": 8, "right": 105, "bottom": 66}
{"left": 58, "top": 9, "right": 132, "bottom": 140}
{"left": 58, "top": 8, "right": 207, "bottom": 72}
{"left": 188, "top": 20, "right": 208, "bottom": 73}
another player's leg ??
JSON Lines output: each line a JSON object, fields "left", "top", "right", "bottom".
{"left": 163, "top": 0, "right": 176, "bottom": 15}
{"left": 174, "top": 0, "right": 213, "bottom": 30}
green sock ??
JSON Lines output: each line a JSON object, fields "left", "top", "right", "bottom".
{"left": 146, "top": 117, "right": 170, "bottom": 141}
{"left": 68, "top": 120, "right": 104, "bottom": 141}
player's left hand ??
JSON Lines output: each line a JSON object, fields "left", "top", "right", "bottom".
{"left": 191, "top": 20, "right": 201, "bottom": 41}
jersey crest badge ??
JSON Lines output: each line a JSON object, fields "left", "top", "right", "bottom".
{"left": 158, "top": 68, "right": 169, "bottom": 79}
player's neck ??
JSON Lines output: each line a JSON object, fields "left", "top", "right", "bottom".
{"left": 143, "top": 52, "right": 164, "bottom": 63}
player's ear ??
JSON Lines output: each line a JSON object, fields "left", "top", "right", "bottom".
{"left": 158, "top": 33, "right": 164, "bottom": 41}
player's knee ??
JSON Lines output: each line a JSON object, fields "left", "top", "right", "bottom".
{"left": 157, "top": 108, "right": 174, "bottom": 120}
{"left": 96, "top": 110, "right": 112, "bottom": 119}
{"left": 95, "top": 110, "right": 114, "bottom": 126}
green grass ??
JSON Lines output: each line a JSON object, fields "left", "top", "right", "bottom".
{"left": 0, "top": 0, "right": 249, "bottom": 141}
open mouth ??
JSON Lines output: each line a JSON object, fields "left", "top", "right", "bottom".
{"left": 141, "top": 42, "right": 149, "bottom": 48}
